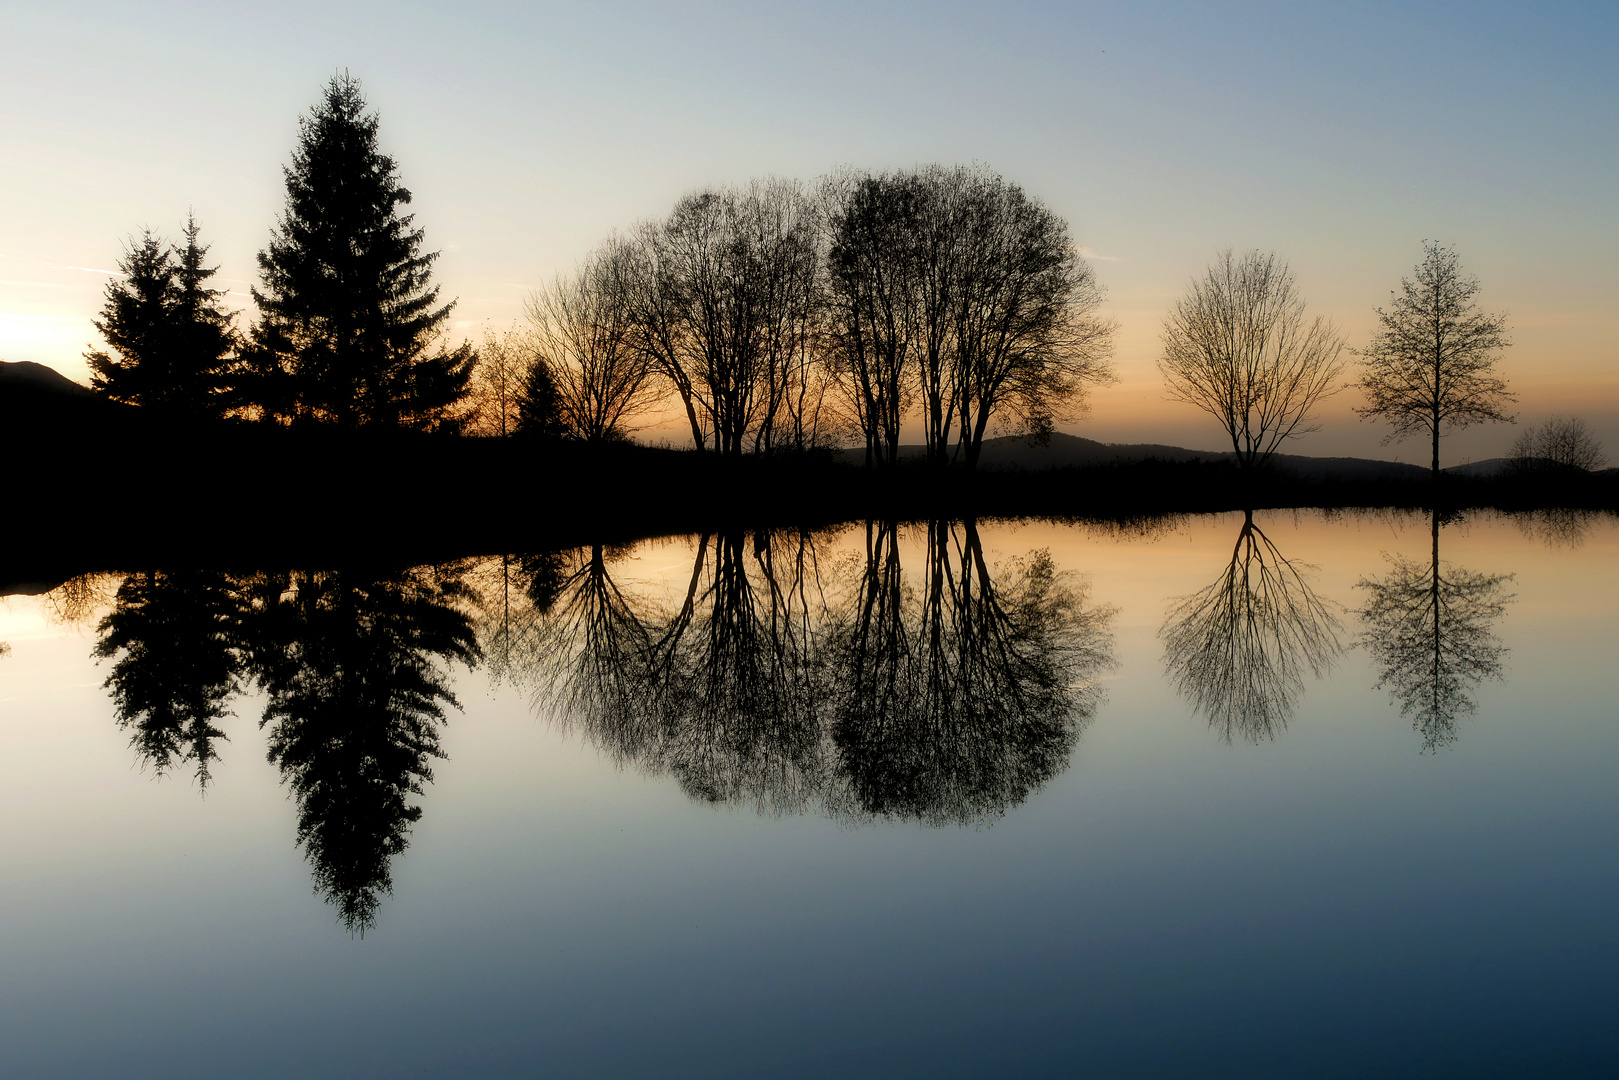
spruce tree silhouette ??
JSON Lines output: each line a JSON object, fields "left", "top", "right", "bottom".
{"left": 248, "top": 73, "right": 472, "bottom": 429}
{"left": 516, "top": 353, "right": 565, "bottom": 438}
{"left": 94, "top": 570, "right": 245, "bottom": 789}
{"left": 86, "top": 216, "right": 237, "bottom": 417}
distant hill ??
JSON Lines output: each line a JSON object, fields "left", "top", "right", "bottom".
{"left": 0, "top": 359, "right": 135, "bottom": 441}
{"left": 836, "top": 432, "right": 1436, "bottom": 481}
{"left": 0, "top": 360, "right": 94, "bottom": 397}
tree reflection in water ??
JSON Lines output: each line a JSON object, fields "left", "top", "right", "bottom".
{"left": 1510, "top": 507, "right": 1604, "bottom": 550}
{"left": 1357, "top": 511, "right": 1514, "bottom": 752}
{"left": 242, "top": 567, "right": 481, "bottom": 932}
{"left": 824, "top": 521, "right": 1116, "bottom": 825}
{"left": 94, "top": 570, "right": 245, "bottom": 788}
{"left": 78, "top": 525, "right": 1110, "bottom": 926}
{"left": 512, "top": 522, "right": 1117, "bottom": 825}
{"left": 1160, "top": 511, "right": 1343, "bottom": 743}
{"left": 92, "top": 565, "right": 481, "bottom": 932}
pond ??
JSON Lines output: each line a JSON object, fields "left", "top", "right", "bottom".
{"left": 2, "top": 510, "right": 1615, "bottom": 1077}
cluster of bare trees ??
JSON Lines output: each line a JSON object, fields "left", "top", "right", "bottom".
{"left": 825, "top": 166, "right": 1116, "bottom": 466}
{"left": 472, "top": 165, "right": 1117, "bottom": 463}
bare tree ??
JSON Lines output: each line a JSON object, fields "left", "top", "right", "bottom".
{"left": 1355, "top": 242, "right": 1514, "bottom": 480}
{"left": 1160, "top": 249, "right": 1346, "bottom": 470}
{"left": 466, "top": 325, "right": 526, "bottom": 437}
{"left": 824, "top": 170, "right": 925, "bottom": 467}
{"left": 619, "top": 179, "right": 827, "bottom": 456}
{"left": 948, "top": 169, "right": 1115, "bottom": 468}
{"left": 1509, "top": 414, "right": 1604, "bottom": 474}
{"left": 526, "top": 242, "right": 659, "bottom": 443}
{"left": 825, "top": 164, "right": 1115, "bottom": 469}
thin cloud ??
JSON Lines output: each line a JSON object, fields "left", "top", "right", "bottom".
{"left": 0, "top": 252, "right": 124, "bottom": 278}
{"left": 1078, "top": 246, "right": 1120, "bottom": 262}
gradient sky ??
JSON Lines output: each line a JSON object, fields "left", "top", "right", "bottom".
{"left": 3, "top": 1, "right": 1614, "bottom": 461}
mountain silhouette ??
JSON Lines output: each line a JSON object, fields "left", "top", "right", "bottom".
{"left": 836, "top": 431, "right": 1483, "bottom": 481}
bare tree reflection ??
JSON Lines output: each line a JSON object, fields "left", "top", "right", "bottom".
{"left": 1357, "top": 512, "right": 1514, "bottom": 752}
{"left": 1510, "top": 508, "right": 1605, "bottom": 550}
{"left": 241, "top": 566, "right": 480, "bottom": 932}
{"left": 40, "top": 572, "right": 121, "bottom": 628}
{"left": 470, "top": 551, "right": 571, "bottom": 688}
{"left": 517, "top": 533, "right": 836, "bottom": 816}
{"left": 1160, "top": 511, "right": 1342, "bottom": 743}
{"left": 824, "top": 521, "right": 1116, "bottom": 825}
{"left": 508, "top": 523, "right": 1115, "bottom": 826}
{"left": 93, "top": 570, "right": 245, "bottom": 788}
{"left": 655, "top": 531, "right": 833, "bottom": 812}
{"left": 523, "top": 542, "right": 667, "bottom": 773}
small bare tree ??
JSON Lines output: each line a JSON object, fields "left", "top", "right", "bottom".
{"left": 527, "top": 242, "right": 658, "bottom": 443}
{"left": 1355, "top": 242, "right": 1514, "bottom": 480}
{"left": 1159, "top": 249, "right": 1346, "bottom": 469}
{"left": 1509, "top": 415, "right": 1604, "bottom": 474}
{"left": 466, "top": 325, "right": 526, "bottom": 436}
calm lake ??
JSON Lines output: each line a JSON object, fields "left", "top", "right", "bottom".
{"left": 2, "top": 511, "right": 1615, "bottom": 1078}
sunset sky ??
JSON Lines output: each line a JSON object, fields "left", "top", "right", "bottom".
{"left": 3, "top": 0, "right": 1614, "bottom": 462}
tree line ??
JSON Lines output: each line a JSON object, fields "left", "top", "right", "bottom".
{"left": 86, "top": 75, "right": 1116, "bottom": 464}
{"left": 85, "top": 74, "right": 1600, "bottom": 476}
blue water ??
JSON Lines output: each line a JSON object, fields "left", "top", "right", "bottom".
{"left": 1, "top": 512, "right": 1614, "bottom": 1077}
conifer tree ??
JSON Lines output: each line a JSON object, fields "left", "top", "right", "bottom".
{"left": 516, "top": 355, "right": 565, "bottom": 438}
{"left": 250, "top": 74, "right": 473, "bottom": 429}
{"left": 86, "top": 217, "right": 237, "bottom": 417}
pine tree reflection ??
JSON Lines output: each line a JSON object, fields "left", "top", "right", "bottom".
{"left": 1357, "top": 511, "right": 1513, "bottom": 752}
{"left": 93, "top": 570, "right": 244, "bottom": 788}
{"left": 824, "top": 521, "right": 1116, "bottom": 825}
{"left": 1160, "top": 511, "right": 1342, "bottom": 743}
{"left": 242, "top": 566, "right": 480, "bottom": 932}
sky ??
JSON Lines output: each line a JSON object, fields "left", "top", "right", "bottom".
{"left": 2, "top": 0, "right": 1615, "bottom": 462}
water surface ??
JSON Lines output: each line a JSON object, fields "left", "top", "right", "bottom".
{"left": 2, "top": 511, "right": 1615, "bottom": 1077}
